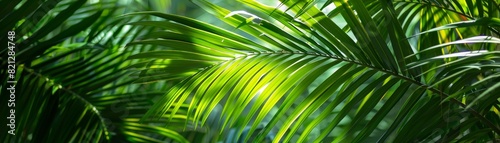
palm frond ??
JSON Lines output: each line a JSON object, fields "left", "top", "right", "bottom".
{"left": 130, "top": 0, "right": 500, "bottom": 142}
{"left": 1, "top": 0, "right": 192, "bottom": 142}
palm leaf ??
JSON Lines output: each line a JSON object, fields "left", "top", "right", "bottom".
{"left": 1, "top": 0, "right": 193, "bottom": 142}
{"left": 131, "top": 0, "right": 500, "bottom": 142}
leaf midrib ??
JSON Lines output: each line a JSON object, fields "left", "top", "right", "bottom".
{"left": 192, "top": 51, "right": 500, "bottom": 134}
{"left": 21, "top": 64, "right": 111, "bottom": 141}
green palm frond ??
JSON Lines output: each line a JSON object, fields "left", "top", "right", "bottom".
{"left": 1, "top": 0, "right": 499, "bottom": 142}
{"left": 1, "top": 0, "right": 192, "bottom": 142}
{"left": 128, "top": 0, "right": 500, "bottom": 142}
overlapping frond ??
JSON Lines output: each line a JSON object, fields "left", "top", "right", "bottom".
{"left": 131, "top": 0, "right": 500, "bottom": 142}
{"left": 1, "top": 0, "right": 193, "bottom": 142}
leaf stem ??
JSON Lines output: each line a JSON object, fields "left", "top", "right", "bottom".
{"left": 21, "top": 65, "right": 111, "bottom": 141}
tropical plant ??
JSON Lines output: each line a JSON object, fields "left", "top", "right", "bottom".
{"left": 130, "top": 0, "right": 500, "bottom": 142}
{"left": 1, "top": 0, "right": 193, "bottom": 142}
{"left": 1, "top": 0, "right": 499, "bottom": 143}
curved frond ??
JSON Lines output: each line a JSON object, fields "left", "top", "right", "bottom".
{"left": 132, "top": 0, "right": 500, "bottom": 142}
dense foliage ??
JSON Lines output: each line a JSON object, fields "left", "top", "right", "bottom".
{"left": 1, "top": 0, "right": 499, "bottom": 142}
